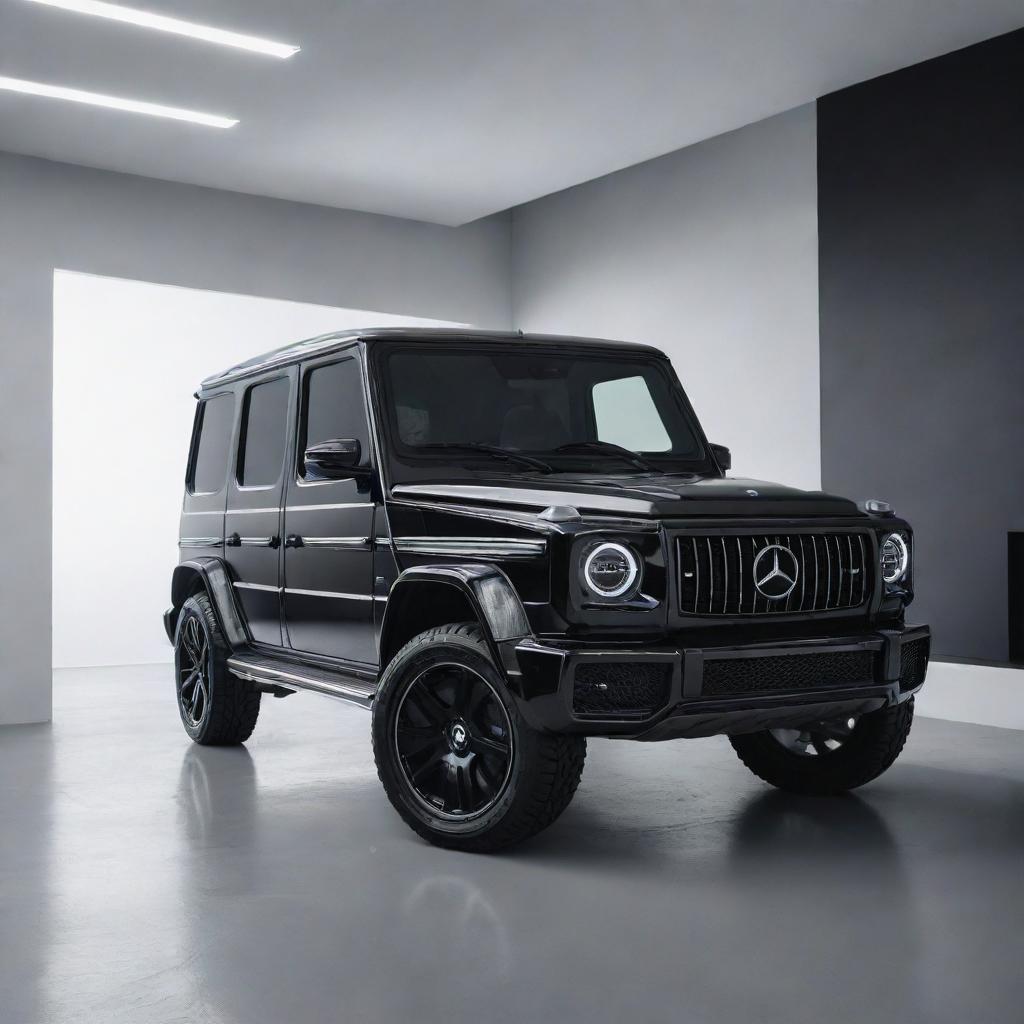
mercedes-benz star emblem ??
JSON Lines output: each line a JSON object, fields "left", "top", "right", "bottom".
{"left": 752, "top": 544, "right": 799, "bottom": 600}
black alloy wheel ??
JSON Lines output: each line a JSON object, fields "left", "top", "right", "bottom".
{"left": 730, "top": 698, "right": 915, "bottom": 795}
{"left": 768, "top": 715, "right": 859, "bottom": 757}
{"left": 173, "top": 592, "right": 261, "bottom": 745}
{"left": 177, "top": 611, "right": 211, "bottom": 730}
{"left": 394, "top": 662, "right": 514, "bottom": 820}
{"left": 372, "top": 623, "right": 586, "bottom": 851}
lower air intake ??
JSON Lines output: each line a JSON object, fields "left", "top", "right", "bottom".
{"left": 702, "top": 650, "right": 876, "bottom": 697}
{"left": 573, "top": 662, "right": 672, "bottom": 717}
{"left": 899, "top": 637, "right": 930, "bottom": 692}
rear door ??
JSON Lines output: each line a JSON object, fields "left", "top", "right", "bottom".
{"left": 282, "top": 349, "right": 377, "bottom": 664}
{"left": 224, "top": 370, "right": 295, "bottom": 646}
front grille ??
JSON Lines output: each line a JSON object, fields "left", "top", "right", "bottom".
{"left": 702, "top": 650, "right": 876, "bottom": 697}
{"left": 899, "top": 636, "right": 930, "bottom": 692}
{"left": 677, "top": 532, "right": 872, "bottom": 616}
{"left": 573, "top": 662, "right": 672, "bottom": 717}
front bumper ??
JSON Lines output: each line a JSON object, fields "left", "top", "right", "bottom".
{"left": 504, "top": 624, "right": 930, "bottom": 740}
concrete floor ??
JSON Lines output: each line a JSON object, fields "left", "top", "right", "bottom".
{"left": 2, "top": 668, "right": 1022, "bottom": 1024}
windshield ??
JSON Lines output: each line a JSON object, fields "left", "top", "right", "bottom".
{"left": 376, "top": 344, "right": 710, "bottom": 478}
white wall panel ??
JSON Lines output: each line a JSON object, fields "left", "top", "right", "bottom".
{"left": 52, "top": 272, "right": 465, "bottom": 668}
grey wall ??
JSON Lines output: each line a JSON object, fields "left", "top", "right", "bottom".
{"left": 818, "top": 29, "right": 1024, "bottom": 663}
{"left": 0, "top": 151, "right": 512, "bottom": 724}
{"left": 510, "top": 105, "right": 822, "bottom": 494}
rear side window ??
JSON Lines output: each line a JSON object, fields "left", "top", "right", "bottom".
{"left": 238, "top": 377, "right": 290, "bottom": 487}
{"left": 300, "top": 357, "right": 369, "bottom": 477}
{"left": 190, "top": 394, "right": 234, "bottom": 494}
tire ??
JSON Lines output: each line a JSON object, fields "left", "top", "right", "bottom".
{"left": 372, "top": 623, "right": 586, "bottom": 852}
{"left": 729, "top": 698, "right": 914, "bottom": 795}
{"left": 174, "top": 592, "right": 261, "bottom": 746}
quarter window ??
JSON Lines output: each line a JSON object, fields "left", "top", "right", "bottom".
{"left": 238, "top": 377, "right": 290, "bottom": 487}
{"left": 592, "top": 375, "right": 672, "bottom": 452}
{"left": 300, "top": 357, "right": 369, "bottom": 477}
{"left": 190, "top": 394, "right": 234, "bottom": 494}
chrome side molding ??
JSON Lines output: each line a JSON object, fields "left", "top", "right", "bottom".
{"left": 393, "top": 536, "right": 547, "bottom": 559}
{"left": 297, "top": 536, "right": 371, "bottom": 549}
{"left": 178, "top": 537, "right": 222, "bottom": 548}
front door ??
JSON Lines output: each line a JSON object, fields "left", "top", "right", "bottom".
{"left": 282, "top": 350, "right": 377, "bottom": 664}
{"left": 224, "top": 370, "right": 294, "bottom": 646}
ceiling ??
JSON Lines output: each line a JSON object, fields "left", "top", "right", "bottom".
{"left": 1, "top": 0, "right": 1022, "bottom": 226}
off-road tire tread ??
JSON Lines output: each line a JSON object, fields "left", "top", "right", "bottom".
{"left": 729, "top": 697, "right": 914, "bottom": 795}
{"left": 373, "top": 623, "right": 586, "bottom": 851}
{"left": 180, "top": 592, "right": 261, "bottom": 746}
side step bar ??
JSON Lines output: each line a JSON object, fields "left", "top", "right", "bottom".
{"left": 227, "top": 653, "right": 376, "bottom": 709}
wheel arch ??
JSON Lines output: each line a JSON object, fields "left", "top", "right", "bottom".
{"left": 379, "top": 564, "right": 531, "bottom": 670}
{"left": 167, "top": 557, "right": 250, "bottom": 649}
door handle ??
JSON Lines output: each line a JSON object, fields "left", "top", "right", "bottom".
{"left": 285, "top": 534, "right": 304, "bottom": 548}
{"left": 225, "top": 532, "right": 241, "bottom": 547}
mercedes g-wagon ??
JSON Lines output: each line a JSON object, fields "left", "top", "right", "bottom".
{"left": 166, "top": 328, "right": 929, "bottom": 851}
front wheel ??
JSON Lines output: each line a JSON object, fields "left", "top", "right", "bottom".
{"left": 372, "top": 623, "right": 586, "bottom": 851}
{"left": 729, "top": 698, "right": 914, "bottom": 795}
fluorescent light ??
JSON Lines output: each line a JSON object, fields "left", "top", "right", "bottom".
{"left": 25, "top": 0, "right": 300, "bottom": 59}
{"left": 0, "top": 76, "right": 238, "bottom": 127}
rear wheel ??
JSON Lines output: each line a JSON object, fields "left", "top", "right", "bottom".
{"left": 373, "top": 623, "right": 586, "bottom": 851}
{"left": 729, "top": 698, "right": 914, "bottom": 795}
{"left": 174, "top": 592, "right": 261, "bottom": 745}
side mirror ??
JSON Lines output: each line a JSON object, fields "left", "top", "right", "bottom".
{"left": 709, "top": 443, "right": 731, "bottom": 471}
{"left": 304, "top": 438, "right": 367, "bottom": 479}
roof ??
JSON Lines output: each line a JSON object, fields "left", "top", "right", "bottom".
{"left": 200, "top": 327, "right": 666, "bottom": 389}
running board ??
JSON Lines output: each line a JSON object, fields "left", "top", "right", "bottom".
{"left": 227, "top": 653, "right": 376, "bottom": 709}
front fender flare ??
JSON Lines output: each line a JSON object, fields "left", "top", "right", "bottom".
{"left": 379, "top": 563, "right": 531, "bottom": 669}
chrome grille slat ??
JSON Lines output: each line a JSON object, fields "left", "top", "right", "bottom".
{"left": 736, "top": 536, "right": 744, "bottom": 614}
{"left": 857, "top": 534, "right": 867, "bottom": 605}
{"left": 677, "top": 530, "right": 871, "bottom": 617}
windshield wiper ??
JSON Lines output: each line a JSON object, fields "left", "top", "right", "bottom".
{"left": 553, "top": 441, "right": 659, "bottom": 473}
{"left": 414, "top": 442, "right": 553, "bottom": 473}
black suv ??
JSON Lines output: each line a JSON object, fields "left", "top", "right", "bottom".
{"left": 166, "top": 328, "right": 929, "bottom": 850}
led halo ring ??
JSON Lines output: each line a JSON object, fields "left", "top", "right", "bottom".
{"left": 880, "top": 532, "right": 909, "bottom": 584}
{"left": 583, "top": 541, "right": 640, "bottom": 599}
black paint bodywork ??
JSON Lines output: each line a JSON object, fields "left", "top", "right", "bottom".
{"left": 167, "top": 328, "right": 929, "bottom": 739}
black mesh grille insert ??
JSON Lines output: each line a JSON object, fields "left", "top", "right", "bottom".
{"left": 677, "top": 532, "right": 873, "bottom": 616}
{"left": 702, "top": 650, "right": 876, "bottom": 697}
{"left": 899, "top": 637, "right": 930, "bottom": 692}
{"left": 573, "top": 662, "right": 672, "bottom": 717}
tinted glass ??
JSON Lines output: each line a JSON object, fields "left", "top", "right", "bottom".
{"left": 593, "top": 375, "right": 672, "bottom": 451}
{"left": 381, "top": 346, "right": 703, "bottom": 472}
{"left": 301, "top": 357, "right": 369, "bottom": 476}
{"left": 191, "top": 394, "right": 234, "bottom": 494}
{"left": 239, "top": 377, "right": 290, "bottom": 486}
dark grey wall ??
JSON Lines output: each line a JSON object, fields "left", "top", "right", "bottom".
{"left": 818, "top": 29, "right": 1024, "bottom": 662}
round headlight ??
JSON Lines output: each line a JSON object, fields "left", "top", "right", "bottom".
{"left": 880, "top": 533, "right": 909, "bottom": 584}
{"left": 583, "top": 542, "right": 640, "bottom": 599}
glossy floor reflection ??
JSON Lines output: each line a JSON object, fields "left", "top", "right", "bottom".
{"left": 1, "top": 667, "right": 1022, "bottom": 1024}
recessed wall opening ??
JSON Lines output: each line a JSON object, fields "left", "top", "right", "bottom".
{"left": 51, "top": 269, "right": 466, "bottom": 669}
{"left": 1010, "top": 532, "right": 1024, "bottom": 664}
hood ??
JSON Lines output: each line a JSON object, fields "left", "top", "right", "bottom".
{"left": 390, "top": 472, "right": 863, "bottom": 519}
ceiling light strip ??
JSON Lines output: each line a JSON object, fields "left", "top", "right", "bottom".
{"left": 0, "top": 76, "right": 238, "bottom": 127}
{"left": 24, "top": 0, "right": 300, "bottom": 59}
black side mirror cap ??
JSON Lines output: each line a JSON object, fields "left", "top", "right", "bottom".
{"left": 304, "top": 438, "right": 370, "bottom": 480}
{"left": 709, "top": 443, "right": 731, "bottom": 471}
